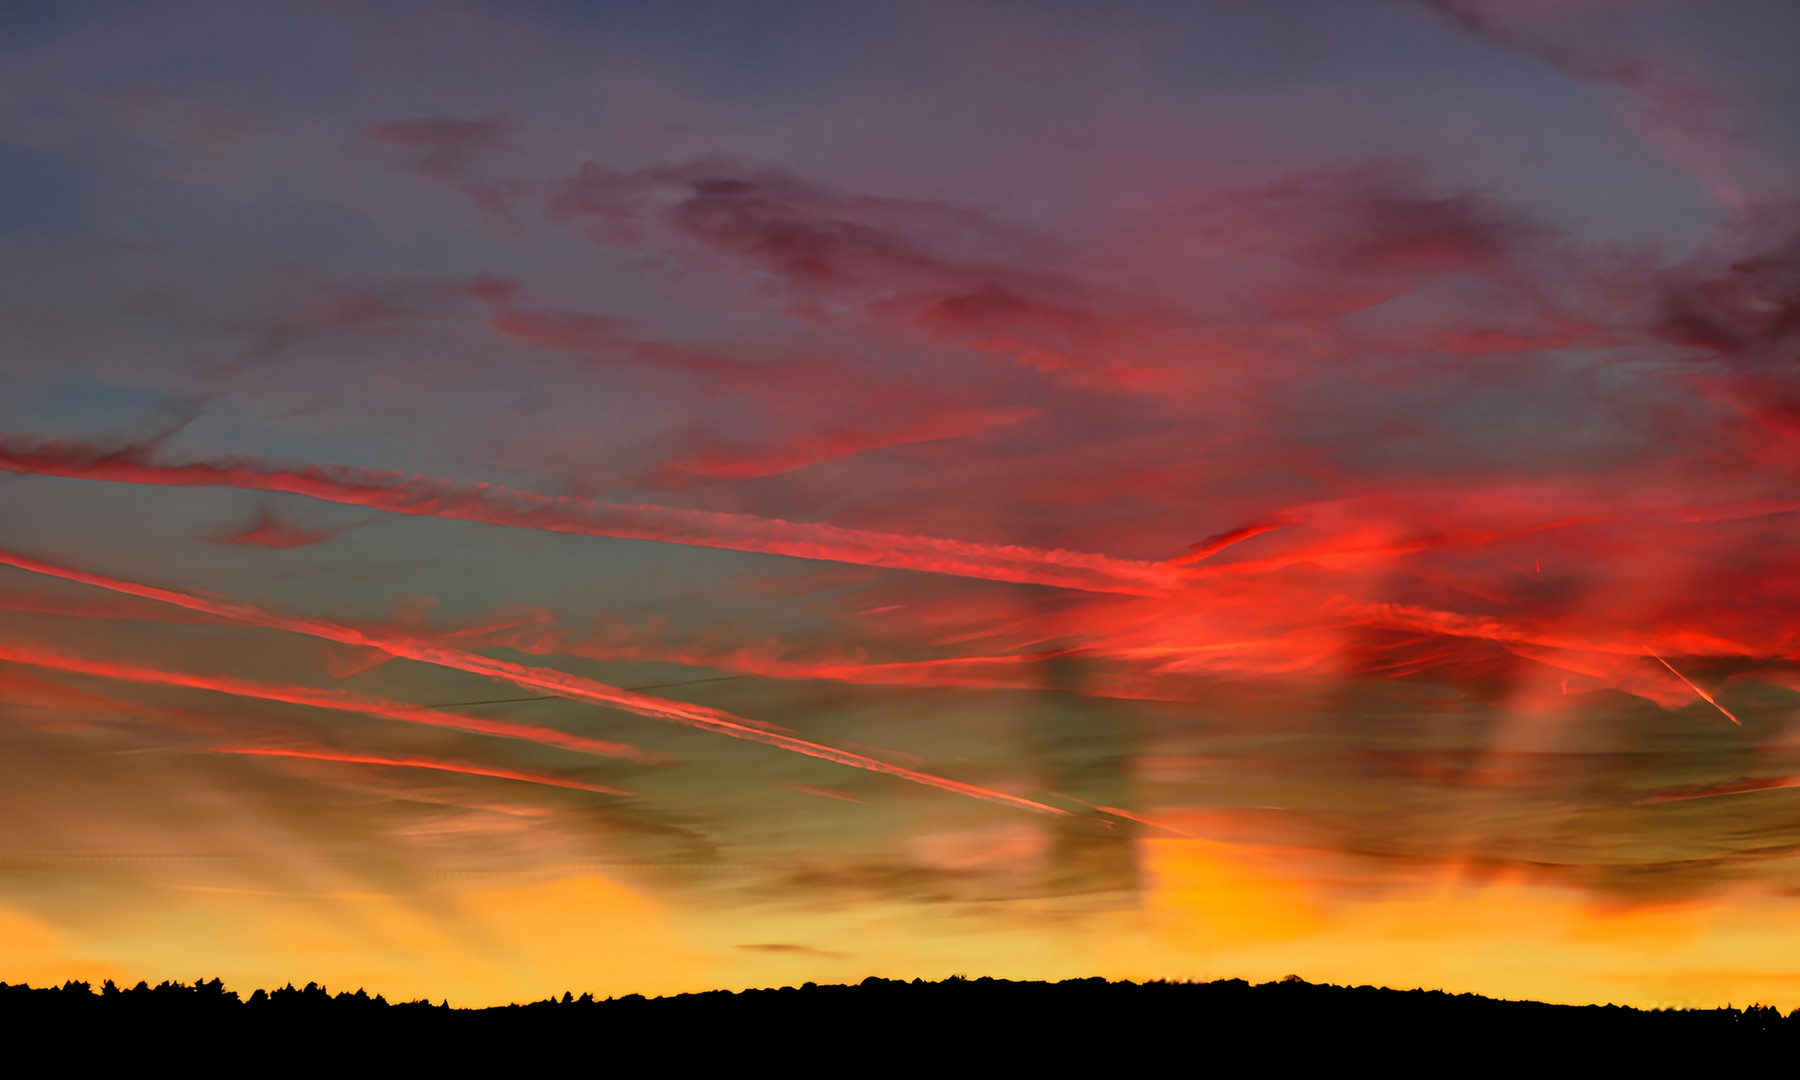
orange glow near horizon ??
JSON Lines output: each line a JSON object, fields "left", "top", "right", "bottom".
{"left": 7, "top": 842, "right": 1800, "bottom": 1010}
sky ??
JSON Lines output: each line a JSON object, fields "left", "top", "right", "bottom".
{"left": 3, "top": 0, "right": 1800, "bottom": 1008}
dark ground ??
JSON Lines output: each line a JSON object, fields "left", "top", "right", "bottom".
{"left": 3, "top": 974, "right": 1792, "bottom": 1066}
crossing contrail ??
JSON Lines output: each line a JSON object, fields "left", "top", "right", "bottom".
{"left": 0, "top": 547, "right": 1071, "bottom": 816}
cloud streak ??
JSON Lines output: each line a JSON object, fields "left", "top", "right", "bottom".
{"left": 214, "top": 745, "right": 631, "bottom": 797}
{"left": 0, "top": 639, "right": 662, "bottom": 763}
{"left": 0, "top": 439, "right": 1185, "bottom": 596}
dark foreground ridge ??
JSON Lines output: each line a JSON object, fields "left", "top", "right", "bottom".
{"left": 4, "top": 974, "right": 1794, "bottom": 1063}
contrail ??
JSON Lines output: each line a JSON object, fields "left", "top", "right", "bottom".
{"left": 0, "top": 640, "right": 661, "bottom": 763}
{"left": 0, "top": 548, "right": 1070, "bottom": 816}
{"left": 1352, "top": 602, "right": 1759, "bottom": 662}
{"left": 1638, "top": 774, "right": 1797, "bottom": 803}
{"left": 216, "top": 746, "right": 632, "bottom": 796}
{"left": 0, "top": 439, "right": 1182, "bottom": 597}
{"left": 509, "top": 636, "right": 1046, "bottom": 692}
{"left": 1646, "top": 648, "right": 1740, "bottom": 725}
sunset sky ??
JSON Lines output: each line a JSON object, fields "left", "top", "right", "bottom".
{"left": 4, "top": 0, "right": 1800, "bottom": 1008}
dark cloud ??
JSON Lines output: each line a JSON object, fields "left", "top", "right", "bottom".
{"left": 1658, "top": 227, "right": 1800, "bottom": 359}
{"left": 735, "top": 943, "right": 846, "bottom": 957}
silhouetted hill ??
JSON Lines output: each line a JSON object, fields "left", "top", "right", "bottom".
{"left": 4, "top": 974, "right": 1792, "bottom": 1066}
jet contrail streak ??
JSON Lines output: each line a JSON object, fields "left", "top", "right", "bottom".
{"left": 216, "top": 746, "right": 632, "bottom": 796}
{"left": 0, "top": 640, "right": 661, "bottom": 763}
{"left": 0, "top": 440, "right": 1182, "bottom": 597}
{"left": 0, "top": 548, "right": 1069, "bottom": 816}
{"left": 1647, "top": 648, "right": 1741, "bottom": 725}
{"left": 1638, "top": 775, "right": 1799, "bottom": 803}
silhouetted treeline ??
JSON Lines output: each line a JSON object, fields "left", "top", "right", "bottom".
{"left": 3, "top": 974, "right": 1793, "bottom": 1065}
